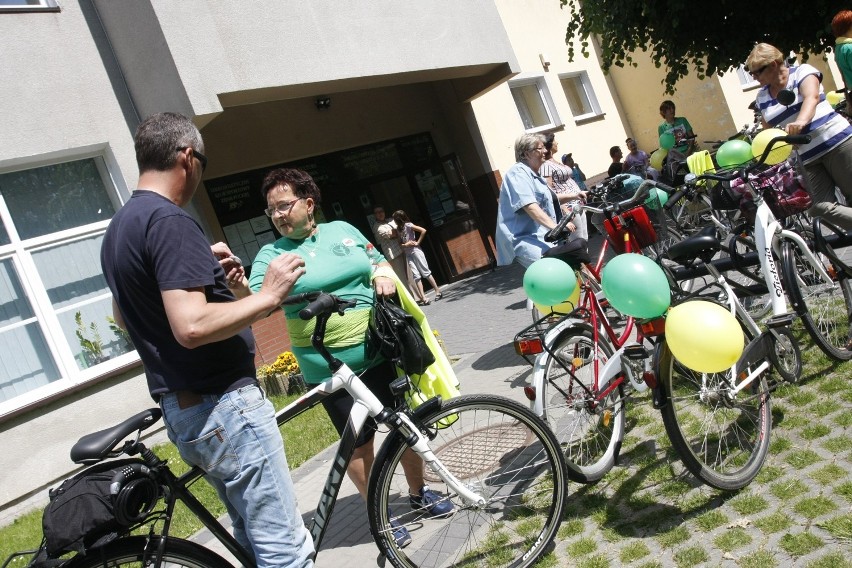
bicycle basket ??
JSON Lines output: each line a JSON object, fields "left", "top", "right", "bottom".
{"left": 728, "top": 159, "right": 811, "bottom": 220}
{"left": 604, "top": 205, "right": 658, "bottom": 254}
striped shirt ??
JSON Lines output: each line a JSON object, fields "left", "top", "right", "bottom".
{"left": 756, "top": 64, "right": 852, "bottom": 164}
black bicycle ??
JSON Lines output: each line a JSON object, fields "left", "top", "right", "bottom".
{"left": 5, "top": 292, "right": 569, "bottom": 568}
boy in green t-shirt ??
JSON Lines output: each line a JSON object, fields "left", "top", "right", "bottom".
{"left": 658, "top": 100, "right": 696, "bottom": 156}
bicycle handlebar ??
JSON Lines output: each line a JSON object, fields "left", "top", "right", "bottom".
{"left": 544, "top": 203, "right": 579, "bottom": 242}
{"left": 584, "top": 176, "right": 656, "bottom": 215}
{"left": 281, "top": 291, "right": 357, "bottom": 321}
{"left": 666, "top": 134, "right": 811, "bottom": 191}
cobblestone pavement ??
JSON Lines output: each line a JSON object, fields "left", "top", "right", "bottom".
{"left": 197, "top": 253, "right": 852, "bottom": 567}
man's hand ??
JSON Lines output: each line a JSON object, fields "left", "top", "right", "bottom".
{"left": 373, "top": 276, "right": 396, "bottom": 297}
{"left": 258, "top": 253, "right": 306, "bottom": 306}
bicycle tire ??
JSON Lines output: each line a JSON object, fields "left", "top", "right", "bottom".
{"left": 657, "top": 338, "right": 772, "bottom": 491}
{"left": 367, "top": 395, "right": 568, "bottom": 568}
{"left": 540, "top": 327, "right": 624, "bottom": 483}
{"left": 65, "top": 536, "right": 234, "bottom": 568}
{"left": 781, "top": 237, "right": 852, "bottom": 361}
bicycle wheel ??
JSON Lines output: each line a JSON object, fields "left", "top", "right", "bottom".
{"left": 540, "top": 327, "right": 624, "bottom": 483}
{"left": 66, "top": 536, "right": 233, "bottom": 568}
{"left": 781, "top": 238, "right": 852, "bottom": 360}
{"left": 725, "top": 229, "right": 772, "bottom": 321}
{"left": 368, "top": 395, "right": 568, "bottom": 568}
{"left": 667, "top": 192, "right": 714, "bottom": 235}
{"left": 657, "top": 339, "right": 772, "bottom": 491}
{"left": 767, "top": 326, "right": 802, "bottom": 383}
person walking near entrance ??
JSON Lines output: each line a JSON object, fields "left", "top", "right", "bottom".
{"left": 100, "top": 112, "right": 314, "bottom": 567}
{"left": 370, "top": 205, "right": 417, "bottom": 296}
{"left": 392, "top": 210, "right": 443, "bottom": 305}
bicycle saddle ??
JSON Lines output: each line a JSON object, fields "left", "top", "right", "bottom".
{"left": 543, "top": 238, "right": 590, "bottom": 269}
{"left": 70, "top": 408, "right": 162, "bottom": 464}
{"left": 667, "top": 225, "right": 719, "bottom": 265}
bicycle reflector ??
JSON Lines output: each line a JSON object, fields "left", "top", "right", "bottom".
{"left": 514, "top": 337, "right": 544, "bottom": 356}
{"left": 639, "top": 317, "right": 666, "bottom": 337}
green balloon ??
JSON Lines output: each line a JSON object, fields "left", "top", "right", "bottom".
{"left": 523, "top": 258, "right": 577, "bottom": 306}
{"left": 659, "top": 132, "right": 676, "bottom": 150}
{"left": 715, "top": 139, "right": 753, "bottom": 168}
{"left": 601, "top": 254, "right": 671, "bottom": 318}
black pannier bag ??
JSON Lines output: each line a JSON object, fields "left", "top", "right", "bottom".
{"left": 42, "top": 458, "right": 157, "bottom": 557}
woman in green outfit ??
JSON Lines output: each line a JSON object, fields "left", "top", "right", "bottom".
{"left": 248, "top": 168, "right": 454, "bottom": 548}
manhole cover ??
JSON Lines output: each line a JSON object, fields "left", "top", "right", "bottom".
{"left": 424, "top": 422, "right": 531, "bottom": 482}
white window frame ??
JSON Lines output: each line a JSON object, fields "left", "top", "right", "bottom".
{"left": 0, "top": 0, "right": 59, "bottom": 12}
{"left": 558, "top": 71, "right": 603, "bottom": 122}
{"left": 509, "top": 75, "right": 562, "bottom": 133}
{"left": 0, "top": 146, "right": 136, "bottom": 417}
{"left": 736, "top": 65, "right": 760, "bottom": 90}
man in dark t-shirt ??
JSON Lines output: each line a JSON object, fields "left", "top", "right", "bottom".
{"left": 100, "top": 112, "right": 314, "bottom": 567}
{"left": 607, "top": 145, "right": 624, "bottom": 178}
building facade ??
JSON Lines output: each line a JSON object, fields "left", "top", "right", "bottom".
{"left": 1, "top": 0, "right": 845, "bottom": 522}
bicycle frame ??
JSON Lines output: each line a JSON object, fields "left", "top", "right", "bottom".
{"left": 751, "top": 184, "right": 832, "bottom": 317}
{"left": 526, "top": 310, "right": 648, "bottom": 420}
{"left": 274, "top": 362, "right": 484, "bottom": 549}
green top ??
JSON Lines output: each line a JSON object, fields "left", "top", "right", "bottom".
{"left": 835, "top": 38, "right": 852, "bottom": 94}
{"left": 249, "top": 221, "right": 386, "bottom": 383}
{"left": 658, "top": 116, "right": 693, "bottom": 154}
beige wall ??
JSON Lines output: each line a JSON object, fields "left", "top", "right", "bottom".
{"left": 471, "top": 0, "right": 631, "bottom": 178}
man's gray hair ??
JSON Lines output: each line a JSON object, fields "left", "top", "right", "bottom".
{"left": 134, "top": 112, "right": 204, "bottom": 173}
{"left": 514, "top": 133, "right": 546, "bottom": 162}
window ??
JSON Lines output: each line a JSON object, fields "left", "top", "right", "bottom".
{"left": 0, "top": 154, "right": 132, "bottom": 414}
{"left": 509, "top": 77, "right": 561, "bottom": 132}
{"left": 559, "top": 72, "right": 602, "bottom": 120}
{"left": 736, "top": 65, "right": 760, "bottom": 89}
{"left": 0, "top": 0, "right": 59, "bottom": 11}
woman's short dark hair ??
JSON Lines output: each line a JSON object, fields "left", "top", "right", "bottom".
{"left": 260, "top": 168, "right": 322, "bottom": 203}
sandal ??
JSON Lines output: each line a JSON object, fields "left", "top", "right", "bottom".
{"left": 416, "top": 299, "right": 431, "bottom": 306}
{"left": 434, "top": 293, "right": 443, "bottom": 300}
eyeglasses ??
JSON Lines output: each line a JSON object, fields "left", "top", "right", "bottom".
{"left": 264, "top": 197, "right": 304, "bottom": 218}
{"left": 749, "top": 64, "right": 768, "bottom": 78}
{"left": 177, "top": 147, "right": 208, "bottom": 173}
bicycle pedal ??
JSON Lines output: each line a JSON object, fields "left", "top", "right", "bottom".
{"left": 765, "top": 313, "right": 795, "bottom": 329}
{"left": 623, "top": 343, "right": 650, "bottom": 360}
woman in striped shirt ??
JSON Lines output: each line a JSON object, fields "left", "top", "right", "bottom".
{"left": 746, "top": 42, "right": 852, "bottom": 229}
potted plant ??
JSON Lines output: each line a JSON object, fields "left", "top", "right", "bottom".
{"left": 257, "top": 351, "right": 305, "bottom": 396}
{"left": 106, "top": 315, "right": 134, "bottom": 350}
{"left": 75, "top": 311, "right": 105, "bottom": 366}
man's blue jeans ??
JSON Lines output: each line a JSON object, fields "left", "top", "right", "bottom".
{"left": 160, "top": 385, "right": 314, "bottom": 567}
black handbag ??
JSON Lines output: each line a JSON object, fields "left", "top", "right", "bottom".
{"left": 368, "top": 295, "right": 435, "bottom": 375}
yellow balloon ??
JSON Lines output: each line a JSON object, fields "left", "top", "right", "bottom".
{"left": 827, "top": 90, "right": 844, "bottom": 107}
{"left": 534, "top": 274, "right": 582, "bottom": 315}
{"left": 751, "top": 128, "right": 792, "bottom": 165}
{"left": 665, "top": 301, "right": 744, "bottom": 373}
{"left": 649, "top": 148, "right": 668, "bottom": 171}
